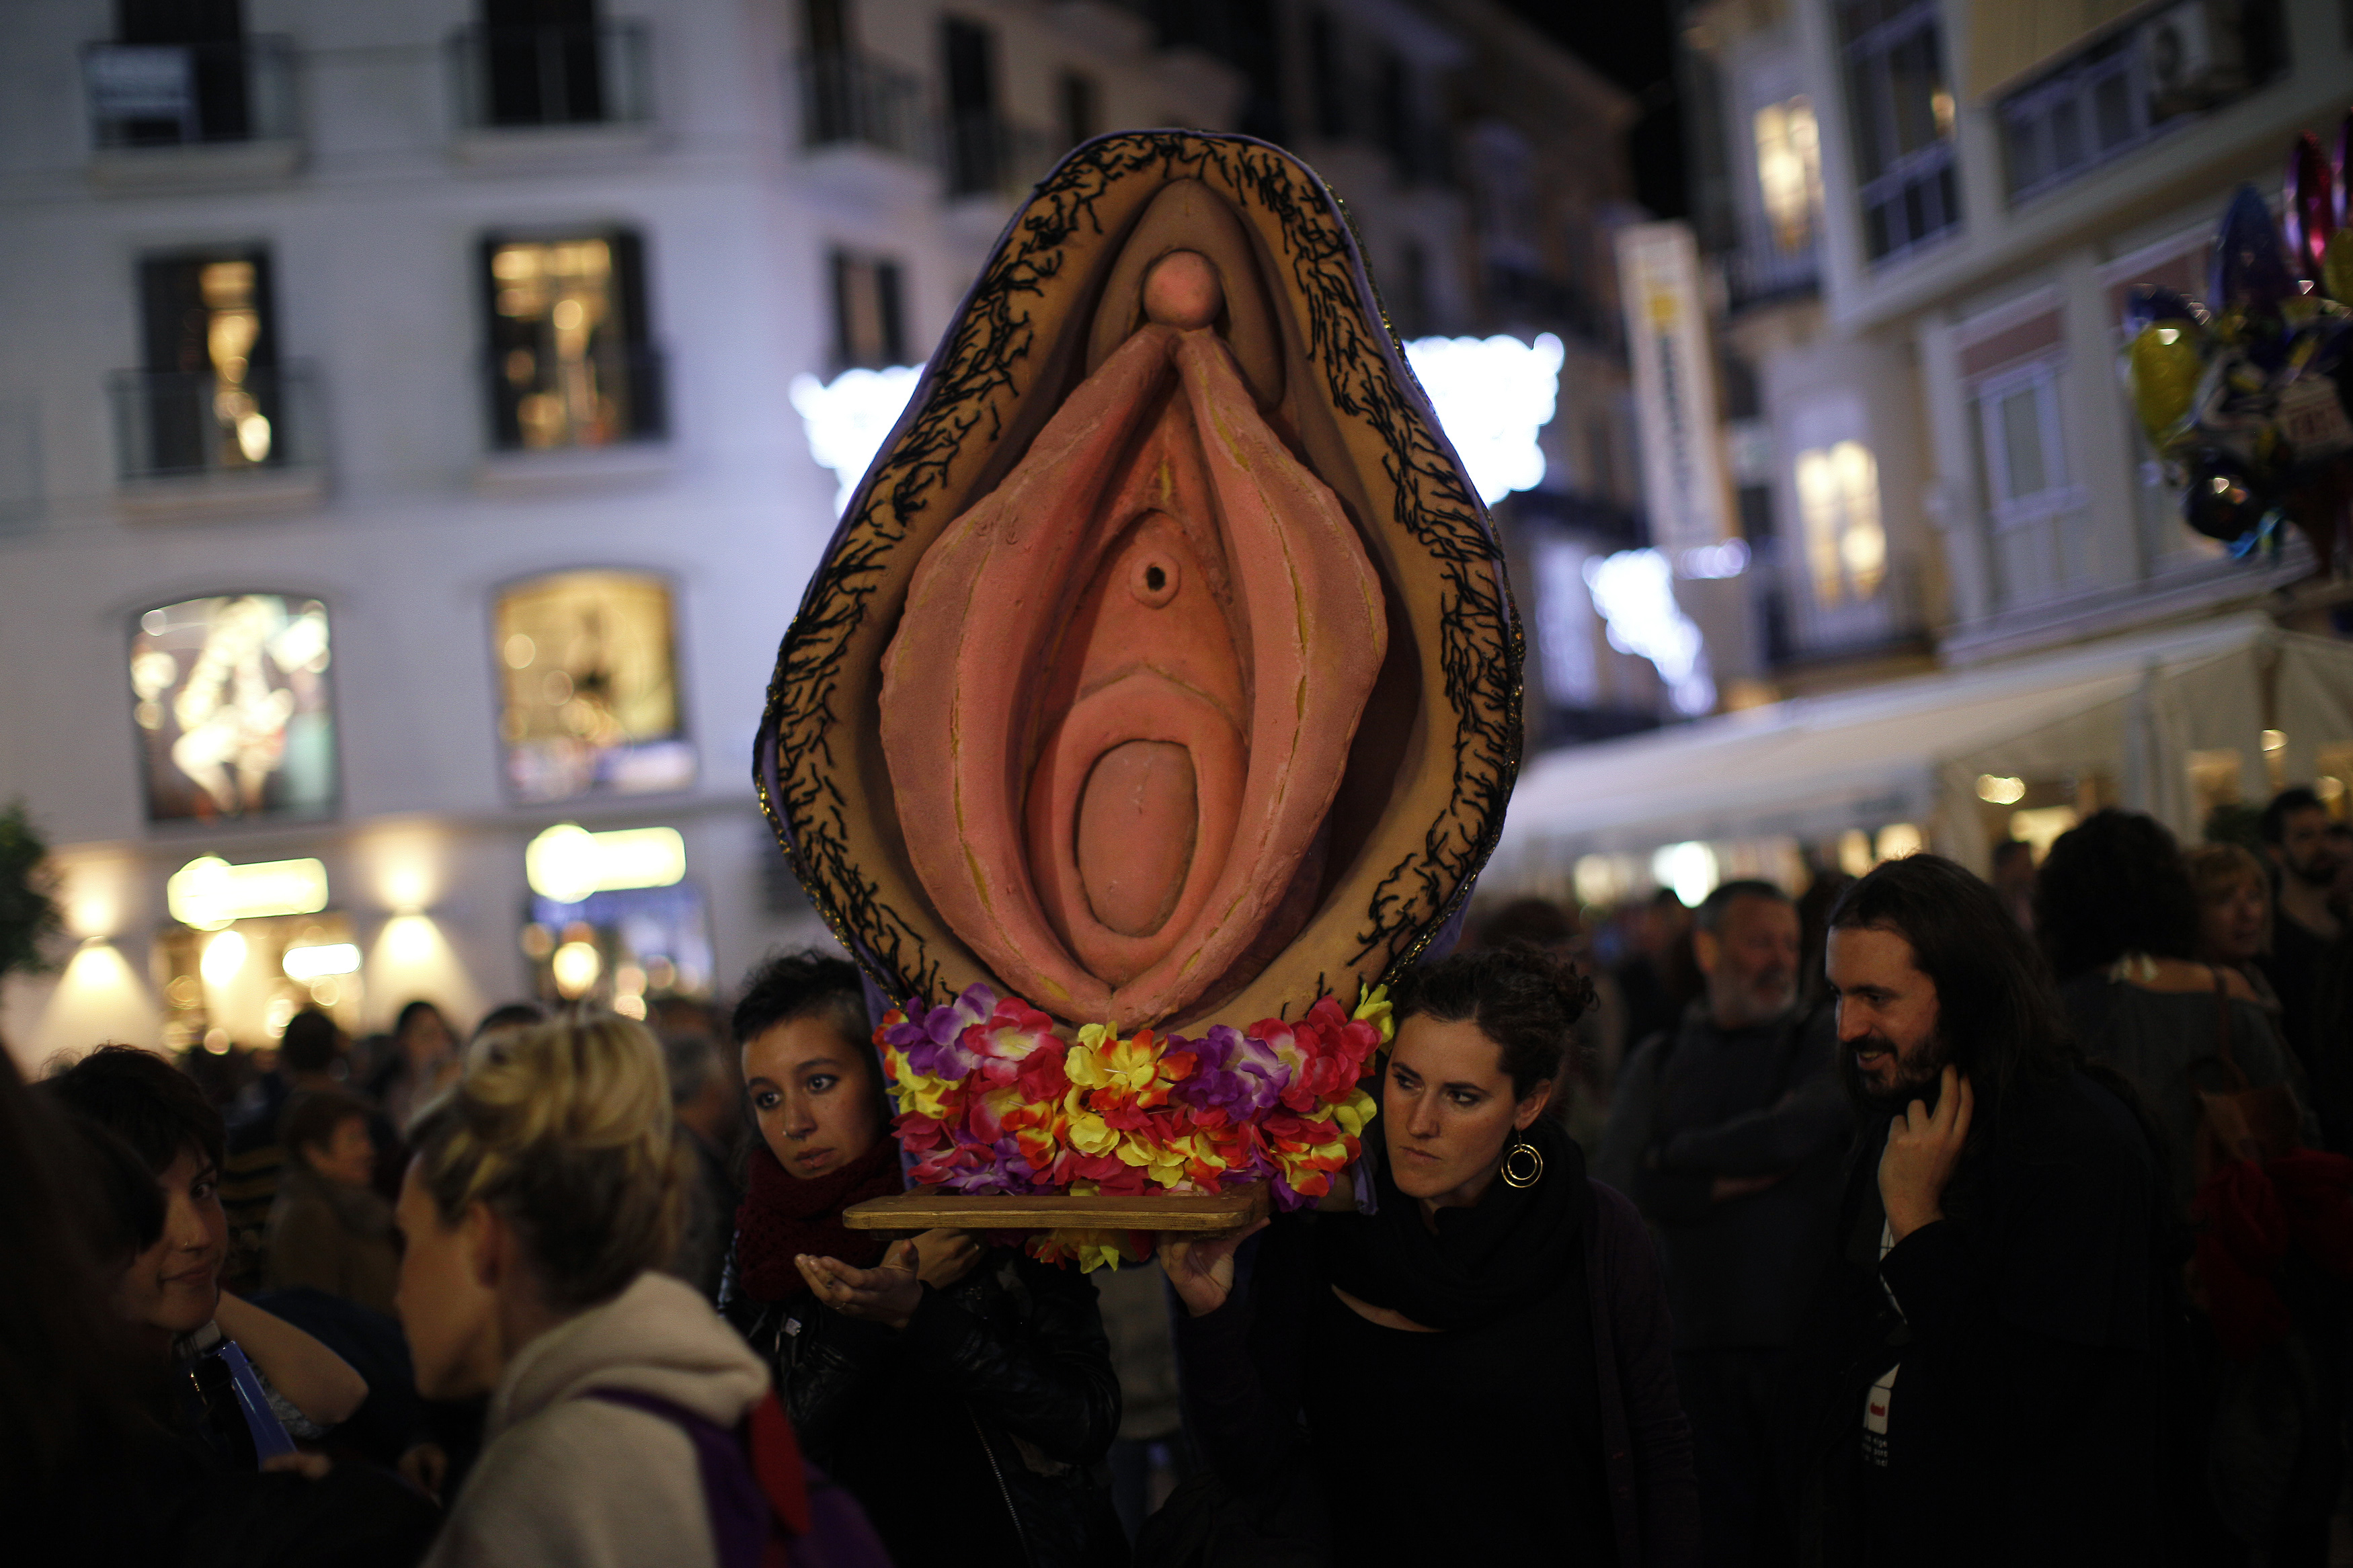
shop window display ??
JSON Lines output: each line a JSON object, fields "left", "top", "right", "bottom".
{"left": 520, "top": 882, "right": 713, "bottom": 1018}
{"left": 130, "top": 594, "right": 336, "bottom": 825}
{"left": 155, "top": 911, "right": 363, "bottom": 1055}
{"left": 493, "top": 569, "right": 694, "bottom": 802}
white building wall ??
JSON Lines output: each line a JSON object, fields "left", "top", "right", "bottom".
{"left": 0, "top": 0, "right": 1250, "bottom": 1067}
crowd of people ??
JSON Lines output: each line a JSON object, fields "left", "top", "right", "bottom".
{"left": 7, "top": 788, "right": 2353, "bottom": 1567}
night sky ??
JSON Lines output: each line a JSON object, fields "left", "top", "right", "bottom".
{"left": 1499, "top": 0, "right": 1689, "bottom": 218}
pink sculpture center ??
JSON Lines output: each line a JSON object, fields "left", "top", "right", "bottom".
{"left": 1076, "top": 740, "right": 1196, "bottom": 938}
{"left": 877, "top": 249, "right": 1387, "bottom": 1030}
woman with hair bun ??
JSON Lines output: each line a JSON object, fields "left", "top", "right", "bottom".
{"left": 397, "top": 1013, "right": 869, "bottom": 1568}
{"left": 1158, "top": 944, "right": 1698, "bottom": 1566}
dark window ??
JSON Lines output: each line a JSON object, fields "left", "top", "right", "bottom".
{"left": 1058, "top": 70, "right": 1099, "bottom": 150}
{"left": 481, "top": 231, "right": 662, "bottom": 450}
{"left": 1840, "top": 0, "right": 1960, "bottom": 261}
{"left": 1392, "top": 241, "right": 1429, "bottom": 337}
{"left": 481, "top": 0, "right": 604, "bottom": 126}
{"left": 943, "top": 17, "right": 998, "bottom": 196}
{"left": 1375, "top": 50, "right": 1422, "bottom": 180}
{"left": 1997, "top": 1, "right": 2283, "bottom": 203}
{"left": 1719, "top": 351, "right": 1761, "bottom": 421}
{"left": 804, "top": 0, "right": 848, "bottom": 55}
{"left": 130, "top": 248, "right": 283, "bottom": 475}
{"left": 1588, "top": 413, "right": 1618, "bottom": 502}
{"left": 102, "top": 0, "right": 250, "bottom": 143}
{"left": 1308, "top": 11, "right": 1349, "bottom": 140}
{"left": 831, "top": 251, "right": 906, "bottom": 370}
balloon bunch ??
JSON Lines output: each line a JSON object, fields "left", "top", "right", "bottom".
{"left": 2123, "top": 113, "right": 2353, "bottom": 569}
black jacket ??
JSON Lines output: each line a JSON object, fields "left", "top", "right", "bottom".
{"left": 1782, "top": 1067, "right": 2179, "bottom": 1568}
{"left": 1598, "top": 1003, "right": 1849, "bottom": 1351}
{"left": 725, "top": 1245, "right": 1127, "bottom": 1568}
{"left": 1167, "top": 1184, "right": 1699, "bottom": 1567}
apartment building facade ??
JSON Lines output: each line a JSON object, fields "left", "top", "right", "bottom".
{"left": 1682, "top": 0, "right": 2351, "bottom": 699}
{"left": 0, "top": 0, "right": 1641, "bottom": 1066}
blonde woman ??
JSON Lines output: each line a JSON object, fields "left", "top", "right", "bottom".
{"left": 2187, "top": 841, "right": 2282, "bottom": 1019}
{"left": 397, "top": 1014, "right": 873, "bottom": 1567}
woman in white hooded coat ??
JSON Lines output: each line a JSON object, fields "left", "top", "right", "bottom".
{"left": 395, "top": 1014, "right": 844, "bottom": 1567}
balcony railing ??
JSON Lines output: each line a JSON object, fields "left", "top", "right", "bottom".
{"left": 484, "top": 343, "right": 667, "bottom": 453}
{"left": 1726, "top": 236, "right": 1821, "bottom": 313}
{"left": 109, "top": 364, "right": 319, "bottom": 482}
{"left": 1998, "top": 0, "right": 2283, "bottom": 205}
{"left": 943, "top": 112, "right": 1061, "bottom": 199}
{"left": 797, "top": 52, "right": 926, "bottom": 160}
{"left": 1761, "top": 548, "right": 1927, "bottom": 665}
{"left": 448, "top": 22, "right": 651, "bottom": 131}
{"left": 83, "top": 36, "right": 296, "bottom": 149}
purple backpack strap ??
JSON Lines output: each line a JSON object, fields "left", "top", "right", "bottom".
{"left": 586, "top": 1389, "right": 770, "bottom": 1568}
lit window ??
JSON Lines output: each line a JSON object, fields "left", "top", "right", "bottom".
{"left": 493, "top": 571, "right": 693, "bottom": 802}
{"left": 1752, "top": 96, "right": 1823, "bottom": 255}
{"left": 1794, "top": 440, "right": 1886, "bottom": 606}
{"left": 125, "top": 249, "right": 283, "bottom": 477}
{"left": 130, "top": 595, "right": 336, "bottom": 824}
{"left": 483, "top": 232, "right": 662, "bottom": 450}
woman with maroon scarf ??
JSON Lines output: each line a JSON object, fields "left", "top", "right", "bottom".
{"left": 719, "top": 950, "right": 1128, "bottom": 1568}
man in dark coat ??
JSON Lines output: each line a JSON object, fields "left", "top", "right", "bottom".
{"left": 1599, "top": 880, "right": 1848, "bottom": 1568}
{"left": 1788, "top": 854, "right": 2174, "bottom": 1568}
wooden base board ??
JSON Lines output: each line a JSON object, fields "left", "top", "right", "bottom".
{"left": 842, "top": 1186, "right": 1268, "bottom": 1233}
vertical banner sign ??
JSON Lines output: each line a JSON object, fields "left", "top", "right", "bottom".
{"left": 1615, "top": 221, "right": 1734, "bottom": 557}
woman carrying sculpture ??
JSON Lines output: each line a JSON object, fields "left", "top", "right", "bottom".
{"left": 1158, "top": 944, "right": 1698, "bottom": 1565}
{"left": 720, "top": 949, "right": 1127, "bottom": 1568}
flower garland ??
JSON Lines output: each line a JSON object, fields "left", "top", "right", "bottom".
{"left": 875, "top": 985, "right": 1393, "bottom": 1270}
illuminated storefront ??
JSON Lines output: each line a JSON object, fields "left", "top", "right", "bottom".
{"left": 130, "top": 594, "right": 336, "bottom": 825}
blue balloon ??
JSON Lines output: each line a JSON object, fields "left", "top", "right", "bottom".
{"left": 2210, "top": 183, "right": 2297, "bottom": 315}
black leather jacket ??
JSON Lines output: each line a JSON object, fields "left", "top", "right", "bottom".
{"left": 723, "top": 1245, "right": 1127, "bottom": 1567}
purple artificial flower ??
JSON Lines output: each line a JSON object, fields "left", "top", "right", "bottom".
{"left": 930, "top": 1132, "right": 1046, "bottom": 1196}
{"left": 1171, "top": 1025, "right": 1289, "bottom": 1119}
{"left": 885, "top": 983, "right": 996, "bottom": 1079}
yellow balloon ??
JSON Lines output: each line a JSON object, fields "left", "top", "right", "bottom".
{"left": 2324, "top": 226, "right": 2353, "bottom": 306}
{"left": 2126, "top": 322, "right": 2204, "bottom": 446}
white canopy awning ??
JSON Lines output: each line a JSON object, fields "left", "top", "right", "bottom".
{"left": 1488, "top": 613, "right": 2353, "bottom": 893}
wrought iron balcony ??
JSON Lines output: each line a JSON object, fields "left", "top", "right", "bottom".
{"left": 1759, "top": 548, "right": 1927, "bottom": 667}
{"left": 797, "top": 51, "right": 926, "bottom": 160}
{"left": 83, "top": 35, "right": 296, "bottom": 149}
{"left": 108, "top": 363, "right": 320, "bottom": 483}
{"left": 447, "top": 21, "right": 652, "bottom": 131}
{"left": 1725, "top": 235, "right": 1821, "bottom": 314}
{"left": 942, "top": 112, "right": 1061, "bottom": 200}
{"left": 484, "top": 343, "right": 667, "bottom": 453}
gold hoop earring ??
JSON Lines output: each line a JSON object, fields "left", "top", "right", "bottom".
{"left": 1501, "top": 1139, "right": 1544, "bottom": 1189}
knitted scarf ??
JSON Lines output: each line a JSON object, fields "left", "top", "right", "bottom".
{"left": 733, "top": 1138, "right": 904, "bottom": 1303}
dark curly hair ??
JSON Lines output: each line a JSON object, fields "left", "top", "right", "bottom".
{"left": 2031, "top": 809, "right": 2198, "bottom": 981}
{"left": 1392, "top": 942, "right": 1595, "bottom": 1099}
{"left": 731, "top": 948, "right": 887, "bottom": 1119}
{"left": 40, "top": 1045, "right": 223, "bottom": 1175}
{"left": 1831, "top": 854, "right": 2076, "bottom": 1112}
